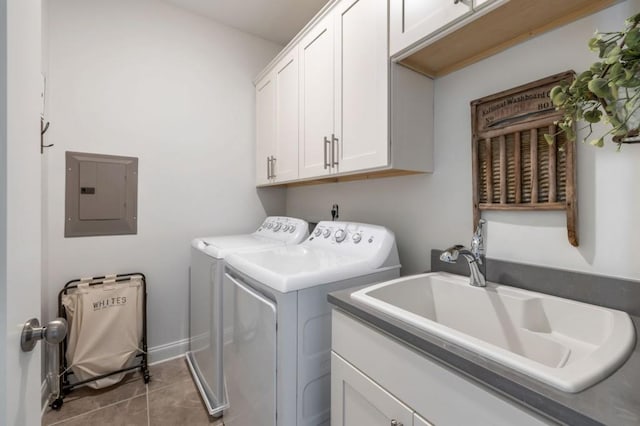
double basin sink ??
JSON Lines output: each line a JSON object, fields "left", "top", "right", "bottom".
{"left": 351, "top": 272, "right": 635, "bottom": 392}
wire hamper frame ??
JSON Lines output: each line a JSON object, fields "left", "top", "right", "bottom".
{"left": 51, "top": 272, "right": 150, "bottom": 410}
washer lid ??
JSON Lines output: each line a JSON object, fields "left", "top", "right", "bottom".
{"left": 225, "top": 245, "right": 400, "bottom": 293}
{"left": 192, "top": 234, "right": 284, "bottom": 259}
{"left": 192, "top": 216, "right": 309, "bottom": 259}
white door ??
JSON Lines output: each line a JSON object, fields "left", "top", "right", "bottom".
{"left": 335, "top": 0, "right": 389, "bottom": 174}
{"left": 256, "top": 73, "right": 276, "bottom": 185}
{"left": 298, "top": 12, "right": 335, "bottom": 179}
{"left": 223, "top": 274, "right": 276, "bottom": 426}
{"left": 1, "top": 1, "right": 43, "bottom": 425}
{"left": 331, "top": 352, "right": 413, "bottom": 426}
{"left": 273, "top": 50, "right": 299, "bottom": 182}
{"left": 389, "top": 0, "right": 473, "bottom": 56}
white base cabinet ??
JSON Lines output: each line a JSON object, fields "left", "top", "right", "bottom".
{"left": 332, "top": 352, "right": 415, "bottom": 426}
{"left": 331, "top": 310, "right": 557, "bottom": 426}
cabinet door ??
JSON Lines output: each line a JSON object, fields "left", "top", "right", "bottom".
{"left": 390, "top": 0, "right": 473, "bottom": 56}
{"left": 298, "top": 13, "right": 335, "bottom": 179}
{"left": 331, "top": 352, "right": 413, "bottom": 426}
{"left": 256, "top": 74, "right": 276, "bottom": 185}
{"left": 335, "top": 0, "right": 389, "bottom": 173}
{"left": 414, "top": 413, "right": 434, "bottom": 426}
{"left": 273, "top": 50, "right": 299, "bottom": 182}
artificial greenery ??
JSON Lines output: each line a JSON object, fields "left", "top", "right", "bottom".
{"left": 546, "top": 12, "right": 640, "bottom": 148}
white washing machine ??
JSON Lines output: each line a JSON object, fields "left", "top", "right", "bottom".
{"left": 222, "top": 221, "right": 401, "bottom": 426}
{"left": 187, "top": 216, "right": 309, "bottom": 416}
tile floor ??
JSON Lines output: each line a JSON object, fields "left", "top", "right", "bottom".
{"left": 42, "top": 357, "right": 223, "bottom": 426}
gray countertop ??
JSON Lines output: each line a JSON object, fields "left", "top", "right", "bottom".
{"left": 328, "top": 286, "right": 640, "bottom": 426}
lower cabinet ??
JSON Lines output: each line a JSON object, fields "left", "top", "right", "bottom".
{"left": 331, "top": 310, "right": 557, "bottom": 426}
{"left": 331, "top": 352, "right": 416, "bottom": 426}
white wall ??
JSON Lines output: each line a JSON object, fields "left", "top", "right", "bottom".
{"left": 287, "top": 0, "right": 640, "bottom": 281}
{"left": 43, "top": 0, "right": 285, "bottom": 357}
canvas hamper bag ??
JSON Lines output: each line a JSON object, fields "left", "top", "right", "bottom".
{"left": 61, "top": 277, "right": 143, "bottom": 389}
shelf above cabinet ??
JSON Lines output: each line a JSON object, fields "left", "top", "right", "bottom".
{"left": 395, "top": 0, "right": 619, "bottom": 78}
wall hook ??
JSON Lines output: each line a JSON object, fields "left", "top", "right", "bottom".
{"left": 41, "top": 117, "right": 53, "bottom": 154}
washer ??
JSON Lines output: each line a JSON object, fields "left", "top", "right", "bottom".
{"left": 187, "top": 216, "right": 309, "bottom": 416}
{"left": 222, "top": 221, "right": 401, "bottom": 426}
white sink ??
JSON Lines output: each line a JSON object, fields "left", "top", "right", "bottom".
{"left": 351, "top": 272, "right": 635, "bottom": 392}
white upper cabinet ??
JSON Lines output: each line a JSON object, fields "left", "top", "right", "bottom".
{"left": 255, "top": 74, "right": 276, "bottom": 185}
{"left": 299, "top": 13, "right": 335, "bottom": 179}
{"left": 335, "top": 0, "right": 389, "bottom": 173}
{"left": 255, "top": 0, "right": 434, "bottom": 186}
{"left": 273, "top": 50, "right": 299, "bottom": 182}
{"left": 390, "top": 0, "right": 473, "bottom": 56}
{"left": 256, "top": 53, "right": 299, "bottom": 185}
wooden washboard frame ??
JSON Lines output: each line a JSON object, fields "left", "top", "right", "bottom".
{"left": 470, "top": 71, "right": 578, "bottom": 246}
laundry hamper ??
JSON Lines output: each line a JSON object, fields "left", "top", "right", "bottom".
{"left": 51, "top": 273, "right": 150, "bottom": 410}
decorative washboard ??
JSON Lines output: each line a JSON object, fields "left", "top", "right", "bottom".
{"left": 470, "top": 71, "right": 578, "bottom": 246}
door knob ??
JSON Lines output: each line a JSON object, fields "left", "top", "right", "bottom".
{"left": 21, "top": 317, "right": 67, "bottom": 352}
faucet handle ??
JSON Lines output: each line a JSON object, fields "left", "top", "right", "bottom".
{"left": 471, "top": 219, "right": 486, "bottom": 257}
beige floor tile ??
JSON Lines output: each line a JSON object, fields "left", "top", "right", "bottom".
{"left": 148, "top": 376, "right": 222, "bottom": 426}
{"left": 47, "top": 395, "right": 148, "bottom": 426}
{"left": 43, "top": 372, "right": 147, "bottom": 425}
{"left": 147, "top": 357, "right": 192, "bottom": 393}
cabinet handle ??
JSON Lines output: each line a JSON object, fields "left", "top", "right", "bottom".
{"left": 270, "top": 156, "right": 276, "bottom": 179}
{"left": 267, "top": 156, "right": 271, "bottom": 179}
{"left": 390, "top": 420, "right": 403, "bottom": 426}
{"left": 324, "top": 136, "right": 331, "bottom": 169}
{"left": 331, "top": 134, "right": 339, "bottom": 167}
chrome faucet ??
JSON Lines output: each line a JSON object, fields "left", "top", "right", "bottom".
{"left": 440, "top": 219, "right": 487, "bottom": 287}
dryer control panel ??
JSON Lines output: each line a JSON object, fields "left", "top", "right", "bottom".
{"left": 254, "top": 216, "right": 309, "bottom": 243}
{"left": 305, "top": 221, "right": 399, "bottom": 267}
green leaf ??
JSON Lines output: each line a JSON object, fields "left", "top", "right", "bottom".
{"left": 604, "top": 46, "right": 622, "bottom": 64}
{"left": 590, "top": 137, "right": 605, "bottom": 147}
{"left": 590, "top": 62, "right": 604, "bottom": 74}
{"left": 583, "top": 109, "right": 603, "bottom": 123}
{"left": 578, "top": 70, "right": 594, "bottom": 82}
{"left": 588, "top": 78, "right": 611, "bottom": 98}
{"left": 543, "top": 133, "right": 555, "bottom": 145}
{"left": 551, "top": 91, "right": 567, "bottom": 106}
{"left": 625, "top": 28, "right": 640, "bottom": 49}
{"left": 549, "top": 85, "right": 563, "bottom": 99}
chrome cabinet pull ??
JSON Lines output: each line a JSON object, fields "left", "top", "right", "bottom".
{"left": 331, "top": 134, "right": 339, "bottom": 167}
{"left": 324, "top": 136, "right": 331, "bottom": 169}
{"left": 266, "top": 156, "right": 271, "bottom": 179}
{"left": 270, "top": 156, "right": 276, "bottom": 178}
{"left": 390, "top": 420, "right": 402, "bottom": 426}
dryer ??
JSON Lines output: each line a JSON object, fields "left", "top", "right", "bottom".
{"left": 222, "top": 221, "right": 401, "bottom": 426}
{"left": 187, "top": 216, "right": 308, "bottom": 416}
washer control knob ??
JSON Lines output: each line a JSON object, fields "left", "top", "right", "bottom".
{"left": 352, "top": 233, "right": 362, "bottom": 244}
{"left": 282, "top": 225, "right": 290, "bottom": 232}
{"left": 267, "top": 223, "right": 273, "bottom": 229}
{"left": 323, "top": 229, "right": 331, "bottom": 238}
{"left": 335, "top": 229, "right": 346, "bottom": 243}
{"left": 273, "top": 223, "right": 282, "bottom": 232}
{"left": 289, "top": 225, "right": 296, "bottom": 233}
{"left": 314, "top": 227, "right": 322, "bottom": 237}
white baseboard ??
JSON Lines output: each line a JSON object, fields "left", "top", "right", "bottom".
{"left": 147, "top": 338, "right": 190, "bottom": 365}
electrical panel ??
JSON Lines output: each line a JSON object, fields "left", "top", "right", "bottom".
{"left": 65, "top": 151, "right": 138, "bottom": 237}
